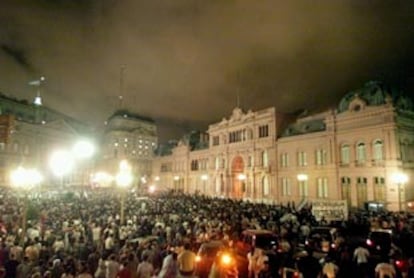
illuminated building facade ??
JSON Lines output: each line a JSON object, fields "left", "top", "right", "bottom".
{"left": 0, "top": 93, "right": 93, "bottom": 187}
{"left": 152, "top": 82, "right": 414, "bottom": 211}
{"left": 98, "top": 110, "right": 158, "bottom": 187}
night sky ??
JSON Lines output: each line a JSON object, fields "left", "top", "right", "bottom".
{"left": 1, "top": 1, "right": 414, "bottom": 142}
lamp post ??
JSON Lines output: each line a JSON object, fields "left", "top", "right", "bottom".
{"left": 10, "top": 167, "right": 42, "bottom": 245}
{"left": 72, "top": 139, "right": 95, "bottom": 186}
{"left": 49, "top": 149, "right": 74, "bottom": 187}
{"left": 392, "top": 172, "right": 408, "bottom": 212}
{"left": 116, "top": 160, "right": 132, "bottom": 225}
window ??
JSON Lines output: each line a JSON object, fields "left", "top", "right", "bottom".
{"left": 191, "top": 160, "right": 199, "bottom": 171}
{"left": 299, "top": 178, "right": 308, "bottom": 197}
{"left": 374, "top": 177, "right": 386, "bottom": 202}
{"left": 282, "top": 178, "right": 291, "bottom": 196}
{"left": 229, "top": 130, "right": 243, "bottom": 143}
{"left": 258, "top": 125, "right": 269, "bottom": 138}
{"left": 356, "top": 142, "right": 366, "bottom": 164}
{"left": 373, "top": 140, "right": 384, "bottom": 161}
{"left": 357, "top": 177, "right": 368, "bottom": 208}
{"left": 262, "top": 150, "right": 268, "bottom": 167}
{"left": 341, "top": 177, "right": 351, "bottom": 206}
{"left": 212, "top": 136, "right": 220, "bottom": 146}
{"left": 317, "top": 177, "right": 328, "bottom": 198}
{"left": 341, "top": 144, "right": 350, "bottom": 165}
{"left": 262, "top": 176, "right": 270, "bottom": 196}
{"left": 215, "top": 157, "right": 220, "bottom": 170}
{"left": 316, "top": 149, "right": 327, "bottom": 165}
{"left": 280, "top": 153, "right": 289, "bottom": 168}
{"left": 297, "top": 151, "right": 307, "bottom": 166}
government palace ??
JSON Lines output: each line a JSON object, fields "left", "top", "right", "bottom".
{"left": 1, "top": 81, "right": 413, "bottom": 211}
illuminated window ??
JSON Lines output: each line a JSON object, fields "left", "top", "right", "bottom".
{"left": 341, "top": 177, "right": 351, "bottom": 206}
{"left": 282, "top": 178, "right": 291, "bottom": 196}
{"left": 280, "top": 153, "right": 289, "bottom": 168}
{"left": 357, "top": 177, "right": 368, "bottom": 208}
{"left": 262, "top": 176, "right": 270, "bottom": 196}
{"left": 298, "top": 179, "right": 308, "bottom": 197}
{"left": 373, "top": 140, "right": 384, "bottom": 161}
{"left": 297, "top": 151, "right": 307, "bottom": 166}
{"left": 316, "top": 149, "right": 327, "bottom": 165}
{"left": 374, "top": 177, "right": 386, "bottom": 202}
{"left": 341, "top": 144, "right": 350, "bottom": 165}
{"left": 356, "top": 142, "right": 366, "bottom": 164}
{"left": 317, "top": 177, "right": 328, "bottom": 198}
{"left": 262, "top": 150, "right": 268, "bottom": 167}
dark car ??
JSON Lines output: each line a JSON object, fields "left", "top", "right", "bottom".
{"left": 366, "top": 228, "right": 393, "bottom": 257}
{"left": 305, "top": 227, "right": 339, "bottom": 253}
{"left": 235, "top": 229, "right": 278, "bottom": 256}
{"left": 194, "top": 240, "right": 226, "bottom": 278}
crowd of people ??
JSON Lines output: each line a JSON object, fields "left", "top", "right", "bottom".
{"left": 0, "top": 187, "right": 414, "bottom": 277}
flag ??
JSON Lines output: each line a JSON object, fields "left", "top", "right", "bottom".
{"left": 28, "top": 80, "right": 41, "bottom": 86}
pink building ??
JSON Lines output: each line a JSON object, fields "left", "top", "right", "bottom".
{"left": 152, "top": 82, "right": 414, "bottom": 211}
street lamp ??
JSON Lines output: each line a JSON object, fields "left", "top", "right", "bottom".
{"left": 10, "top": 167, "right": 43, "bottom": 244}
{"left": 116, "top": 160, "right": 132, "bottom": 225}
{"left": 49, "top": 149, "right": 74, "bottom": 186}
{"left": 392, "top": 172, "right": 408, "bottom": 211}
{"left": 72, "top": 139, "right": 95, "bottom": 159}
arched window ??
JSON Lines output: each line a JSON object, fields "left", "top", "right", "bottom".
{"left": 341, "top": 144, "right": 350, "bottom": 165}
{"left": 262, "top": 176, "right": 270, "bottom": 196}
{"left": 356, "top": 142, "right": 366, "bottom": 163}
{"left": 373, "top": 140, "right": 384, "bottom": 161}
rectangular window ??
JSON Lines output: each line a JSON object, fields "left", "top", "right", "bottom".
{"left": 298, "top": 151, "right": 307, "bottom": 166}
{"left": 212, "top": 136, "right": 220, "bottom": 146}
{"left": 316, "top": 149, "right": 327, "bottom": 165}
{"left": 374, "top": 177, "right": 386, "bottom": 202}
{"left": 317, "top": 178, "right": 329, "bottom": 198}
{"left": 282, "top": 178, "right": 291, "bottom": 196}
{"left": 280, "top": 153, "right": 289, "bottom": 168}
{"left": 299, "top": 180, "right": 308, "bottom": 197}
{"left": 258, "top": 125, "right": 269, "bottom": 138}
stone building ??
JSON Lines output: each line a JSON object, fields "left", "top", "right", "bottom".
{"left": 97, "top": 109, "right": 158, "bottom": 188}
{"left": 0, "top": 93, "right": 93, "bottom": 187}
{"left": 152, "top": 82, "right": 414, "bottom": 211}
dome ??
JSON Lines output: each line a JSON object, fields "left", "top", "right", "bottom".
{"left": 337, "top": 81, "right": 413, "bottom": 113}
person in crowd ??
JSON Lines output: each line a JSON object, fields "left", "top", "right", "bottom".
{"left": 375, "top": 258, "right": 397, "bottom": 278}
{"left": 136, "top": 253, "right": 154, "bottom": 278}
{"left": 177, "top": 243, "right": 196, "bottom": 277}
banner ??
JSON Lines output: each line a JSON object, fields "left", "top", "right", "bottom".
{"left": 311, "top": 199, "right": 348, "bottom": 221}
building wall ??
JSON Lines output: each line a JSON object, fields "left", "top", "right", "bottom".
{"left": 0, "top": 95, "right": 93, "bottom": 187}
{"left": 98, "top": 111, "right": 158, "bottom": 187}
{"left": 152, "top": 83, "right": 414, "bottom": 211}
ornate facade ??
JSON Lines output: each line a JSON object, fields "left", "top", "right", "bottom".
{"left": 152, "top": 82, "right": 414, "bottom": 211}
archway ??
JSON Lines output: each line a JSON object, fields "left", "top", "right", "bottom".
{"left": 231, "top": 156, "right": 245, "bottom": 199}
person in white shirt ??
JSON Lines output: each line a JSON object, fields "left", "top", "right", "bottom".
{"left": 354, "top": 244, "right": 370, "bottom": 277}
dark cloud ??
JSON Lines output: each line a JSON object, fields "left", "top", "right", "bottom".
{"left": 0, "top": 0, "right": 413, "bottom": 141}
{"left": 0, "top": 44, "right": 32, "bottom": 70}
